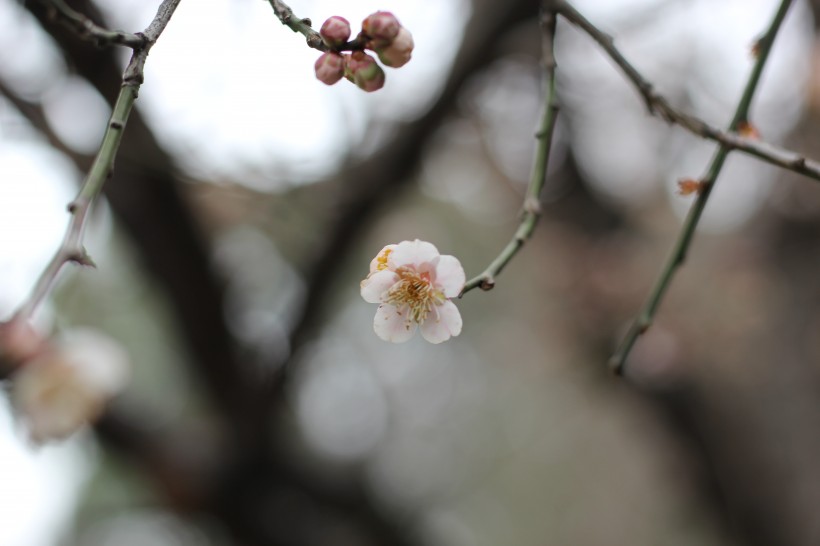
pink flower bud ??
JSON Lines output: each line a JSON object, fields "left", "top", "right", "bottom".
{"left": 362, "top": 11, "right": 401, "bottom": 47}
{"left": 314, "top": 51, "right": 345, "bottom": 85}
{"left": 320, "top": 16, "right": 351, "bottom": 48}
{"left": 345, "top": 51, "right": 385, "bottom": 92}
{"left": 376, "top": 27, "right": 414, "bottom": 68}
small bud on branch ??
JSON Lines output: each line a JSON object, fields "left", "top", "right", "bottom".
{"left": 315, "top": 51, "right": 345, "bottom": 85}
{"left": 320, "top": 16, "right": 351, "bottom": 48}
{"left": 362, "top": 11, "right": 401, "bottom": 48}
{"left": 677, "top": 178, "right": 706, "bottom": 196}
{"left": 346, "top": 51, "right": 385, "bottom": 92}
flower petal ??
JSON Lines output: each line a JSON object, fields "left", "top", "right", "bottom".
{"left": 373, "top": 304, "right": 417, "bottom": 343}
{"left": 369, "top": 244, "right": 397, "bottom": 274}
{"left": 420, "top": 300, "right": 462, "bottom": 343}
{"left": 434, "top": 255, "right": 466, "bottom": 297}
{"left": 361, "top": 270, "right": 399, "bottom": 303}
{"left": 388, "top": 239, "right": 439, "bottom": 270}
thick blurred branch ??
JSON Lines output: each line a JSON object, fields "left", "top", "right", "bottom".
{"left": 37, "top": 0, "right": 146, "bottom": 48}
{"left": 0, "top": 78, "right": 91, "bottom": 168}
{"left": 14, "top": 0, "right": 182, "bottom": 322}
{"left": 607, "top": 0, "right": 794, "bottom": 374}
{"left": 557, "top": 0, "right": 820, "bottom": 183}
{"left": 462, "top": 6, "right": 559, "bottom": 295}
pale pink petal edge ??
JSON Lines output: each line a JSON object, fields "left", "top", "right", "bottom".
{"left": 420, "top": 300, "right": 462, "bottom": 344}
{"left": 361, "top": 270, "right": 399, "bottom": 303}
{"left": 373, "top": 304, "right": 417, "bottom": 343}
{"left": 434, "top": 255, "right": 466, "bottom": 297}
{"left": 388, "top": 239, "right": 440, "bottom": 269}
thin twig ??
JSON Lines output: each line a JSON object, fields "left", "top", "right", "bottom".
{"left": 556, "top": 0, "right": 820, "bottom": 183}
{"left": 460, "top": 7, "right": 560, "bottom": 296}
{"left": 13, "top": 0, "right": 182, "bottom": 321}
{"left": 266, "top": 0, "right": 327, "bottom": 51}
{"left": 40, "top": 0, "right": 146, "bottom": 48}
{"left": 607, "top": 0, "right": 794, "bottom": 374}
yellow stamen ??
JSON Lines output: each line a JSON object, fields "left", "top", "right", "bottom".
{"left": 376, "top": 248, "right": 393, "bottom": 271}
{"left": 385, "top": 267, "right": 445, "bottom": 324}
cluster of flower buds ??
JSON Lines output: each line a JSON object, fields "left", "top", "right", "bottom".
{"left": 314, "top": 11, "right": 414, "bottom": 92}
{"left": 0, "top": 320, "right": 129, "bottom": 444}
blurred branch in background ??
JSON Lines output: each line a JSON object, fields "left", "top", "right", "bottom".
{"left": 39, "top": 0, "right": 146, "bottom": 48}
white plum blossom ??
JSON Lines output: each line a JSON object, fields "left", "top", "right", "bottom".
{"left": 12, "top": 328, "right": 130, "bottom": 444}
{"left": 361, "top": 240, "right": 465, "bottom": 343}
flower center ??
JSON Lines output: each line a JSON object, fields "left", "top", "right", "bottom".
{"left": 386, "top": 267, "right": 444, "bottom": 324}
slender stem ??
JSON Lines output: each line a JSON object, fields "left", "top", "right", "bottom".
{"left": 266, "top": 0, "right": 327, "bottom": 51}
{"left": 556, "top": 0, "right": 820, "bottom": 183}
{"left": 608, "top": 0, "right": 793, "bottom": 374}
{"left": 461, "top": 8, "right": 560, "bottom": 295}
{"left": 43, "top": 0, "right": 146, "bottom": 48}
{"left": 14, "top": 0, "right": 182, "bottom": 321}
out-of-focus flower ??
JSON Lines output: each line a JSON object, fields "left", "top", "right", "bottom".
{"left": 320, "top": 16, "right": 351, "bottom": 48}
{"left": 345, "top": 51, "right": 385, "bottom": 92}
{"left": 376, "top": 27, "right": 414, "bottom": 68}
{"left": 315, "top": 51, "right": 346, "bottom": 85}
{"left": 361, "top": 240, "right": 465, "bottom": 344}
{"left": 0, "top": 319, "right": 45, "bottom": 372}
{"left": 12, "top": 328, "right": 130, "bottom": 444}
{"left": 362, "top": 11, "right": 401, "bottom": 48}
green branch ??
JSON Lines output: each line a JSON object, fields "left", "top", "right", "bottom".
{"left": 461, "top": 8, "right": 560, "bottom": 295}
{"left": 557, "top": 0, "right": 820, "bottom": 183}
{"left": 14, "top": 0, "right": 182, "bottom": 321}
{"left": 608, "top": 0, "right": 794, "bottom": 374}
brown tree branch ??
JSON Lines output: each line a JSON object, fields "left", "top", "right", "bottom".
{"left": 0, "top": 78, "right": 92, "bottom": 169}
{"left": 556, "top": 0, "right": 820, "bottom": 183}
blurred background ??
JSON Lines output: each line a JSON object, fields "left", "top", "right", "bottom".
{"left": 2, "top": 0, "right": 820, "bottom": 544}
